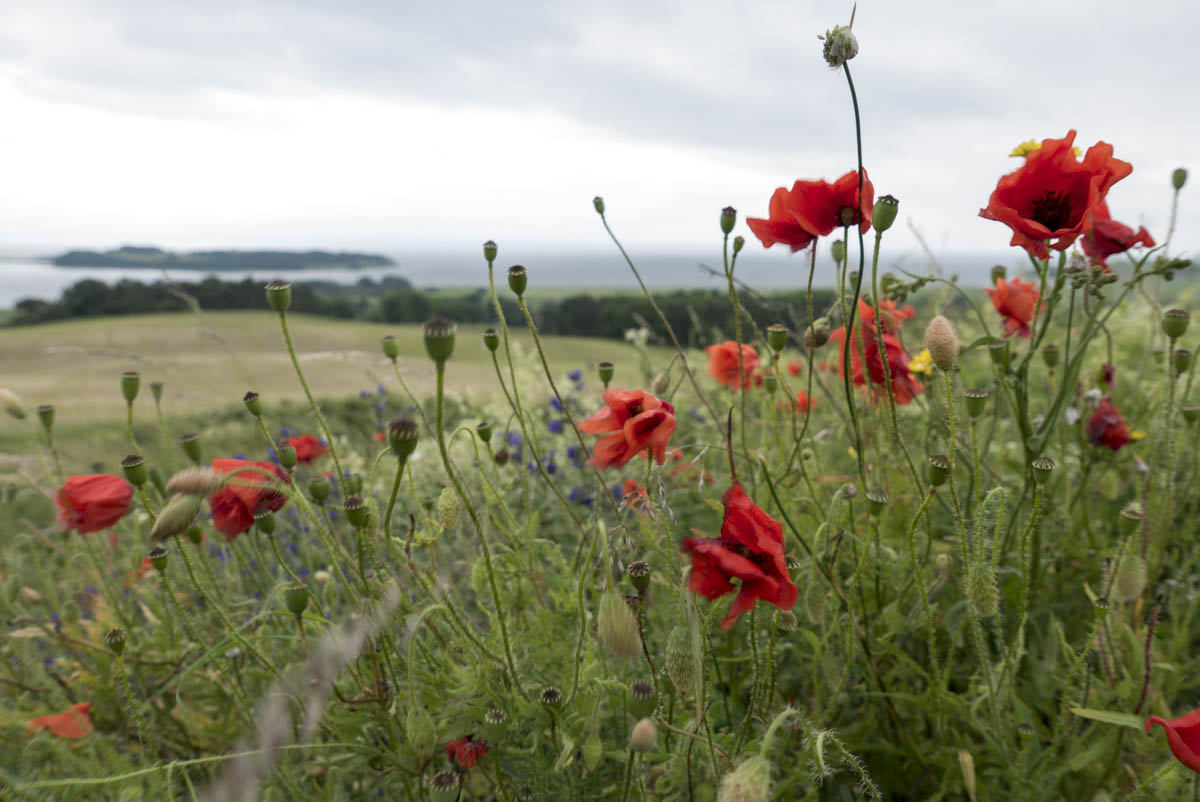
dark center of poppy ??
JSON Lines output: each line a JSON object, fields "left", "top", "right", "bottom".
{"left": 723, "top": 538, "right": 774, "bottom": 571}
{"left": 1030, "top": 191, "right": 1073, "bottom": 232}
{"left": 625, "top": 399, "right": 644, "bottom": 417}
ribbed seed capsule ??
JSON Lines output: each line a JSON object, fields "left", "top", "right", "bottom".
{"left": 665, "top": 626, "right": 696, "bottom": 696}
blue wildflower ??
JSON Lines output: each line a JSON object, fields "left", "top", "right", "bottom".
{"left": 550, "top": 397, "right": 563, "bottom": 413}
{"left": 549, "top": 419, "right": 564, "bottom": 434}
{"left": 359, "top": 390, "right": 371, "bottom": 399}
{"left": 574, "top": 380, "right": 586, "bottom": 391}
{"left": 505, "top": 430, "right": 523, "bottom": 446}
{"left": 567, "top": 369, "right": 583, "bottom": 381}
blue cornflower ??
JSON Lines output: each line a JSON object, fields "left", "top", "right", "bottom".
{"left": 359, "top": 390, "right": 371, "bottom": 398}
{"left": 549, "top": 419, "right": 564, "bottom": 434}
{"left": 574, "top": 380, "right": 586, "bottom": 391}
{"left": 567, "top": 369, "right": 583, "bottom": 381}
{"left": 505, "top": 430, "right": 523, "bottom": 446}
{"left": 550, "top": 396, "right": 563, "bottom": 412}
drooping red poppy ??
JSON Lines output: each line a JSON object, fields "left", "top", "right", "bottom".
{"left": 621, "top": 479, "right": 649, "bottom": 508}
{"left": 1081, "top": 201, "right": 1155, "bottom": 269}
{"left": 578, "top": 389, "right": 676, "bottom": 470}
{"left": 985, "top": 277, "right": 1040, "bottom": 339}
{"left": 745, "top": 185, "right": 818, "bottom": 252}
{"left": 680, "top": 483, "right": 798, "bottom": 628}
{"left": 446, "top": 736, "right": 488, "bottom": 769}
{"left": 28, "top": 702, "right": 93, "bottom": 739}
{"left": 828, "top": 299, "right": 923, "bottom": 405}
{"left": 55, "top": 475, "right": 133, "bottom": 534}
{"left": 208, "top": 458, "right": 291, "bottom": 540}
{"left": 1087, "top": 397, "right": 1130, "bottom": 451}
{"left": 1147, "top": 708, "right": 1200, "bottom": 773}
{"left": 979, "top": 130, "right": 1133, "bottom": 259}
{"left": 705, "top": 341, "right": 760, "bottom": 389}
{"left": 287, "top": 435, "right": 330, "bottom": 465}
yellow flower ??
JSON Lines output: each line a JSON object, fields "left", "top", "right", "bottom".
{"left": 848, "top": 446, "right": 858, "bottom": 459}
{"left": 1010, "top": 139, "right": 1082, "bottom": 158}
{"left": 1130, "top": 429, "right": 1146, "bottom": 442}
{"left": 908, "top": 348, "right": 934, "bottom": 376}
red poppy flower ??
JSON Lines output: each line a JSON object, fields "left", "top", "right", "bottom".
{"left": 748, "top": 170, "right": 875, "bottom": 252}
{"left": 680, "top": 483, "right": 798, "bottom": 628}
{"left": 28, "top": 702, "right": 93, "bottom": 739}
{"left": 55, "top": 475, "right": 133, "bottom": 534}
{"left": 621, "top": 479, "right": 649, "bottom": 508}
{"left": 578, "top": 389, "right": 677, "bottom": 470}
{"left": 136, "top": 556, "right": 155, "bottom": 580}
{"left": 208, "top": 458, "right": 291, "bottom": 540}
{"left": 446, "top": 736, "right": 488, "bottom": 769}
{"left": 794, "top": 390, "right": 815, "bottom": 414}
{"left": 979, "top": 130, "right": 1133, "bottom": 259}
{"left": 1081, "top": 201, "right": 1155, "bottom": 269}
{"left": 1099, "top": 362, "right": 1116, "bottom": 387}
{"left": 786, "top": 361, "right": 803, "bottom": 376}
{"left": 829, "top": 300, "right": 923, "bottom": 405}
{"left": 985, "top": 278, "right": 1040, "bottom": 339}
{"left": 745, "top": 185, "right": 817, "bottom": 252}
{"left": 1087, "top": 397, "right": 1130, "bottom": 451}
{"left": 705, "top": 341, "right": 760, "bottom": 389}
{"left": 1147, "top": 709, "right": 1200, "bottom": 773}
{"left": 287, "top": 435, "right": 330, "bottom": 465}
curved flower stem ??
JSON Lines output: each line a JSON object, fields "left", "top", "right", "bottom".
{"left": 723, "top": 232, "right": 753, "bottom": 488}
{"left": 381, "top": 453, "right": 409, "bottom": 539}
{"left": 126, "top": 401, "right": 139, "bottom": 454}
{"left": 841, "top": 62, "right": 868, "bottom": 490}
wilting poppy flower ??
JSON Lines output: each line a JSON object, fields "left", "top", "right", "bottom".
{"left": 622, "top": 479, "right": 649, "bottom": 508}
{"left": 706, "top": 341, "right": 760, "bottom": 389}
{"left": 745, "top": 185, "right": 818, "bottom": 252}
{"left": 680, "top": 483, "right": 798, "bottom": 628}
{"left": 1081, "top": 201, "right": 1155, "bottom": 269}
{"left": 829, "top": 300, "right": 923, "bottom": 405}
{"left": 55, "top": 475, "right": 133, "bottom": 534}
{"left": 794, "top": 390, "right": 815, "bottom": 414}
{"left": 579, "top": 389, "right": 676, "bottom": 470}
{"left": 28, "top": 702, "right": 93, "bottom": 739}
{"left": 1147, "top": 708, "right": 1200, "bottom": 773}
{"left": 446, "top": 736, "right": 488, "bottom": 769}
{"left": 208, "top": 458, "right": 291, "bottom": 540}
{"left": 1099, "top": 362, "right": 1116, "bottom": 387}
{"left": 786, "top": 361, "right": 803, "bottom": 376}
{"left": 980, "top": 130, "right": 1133, "bottom": 259}
{"left": 985, "top": 278, "right": 1040, "bottom": 339}
{"left": 287, "top": 435, "right": 330, "bottom": 465}
{"left": 1087, "top": 397, "right": 1130, "bottom": 451}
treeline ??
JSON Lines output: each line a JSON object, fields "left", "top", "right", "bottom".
{"left": 9, "top": 277, "right": 836, "bottom": 343}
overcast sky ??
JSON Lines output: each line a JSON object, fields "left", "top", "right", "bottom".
{"left": 0, "top": 0, "right": 1196, "bottom": 266}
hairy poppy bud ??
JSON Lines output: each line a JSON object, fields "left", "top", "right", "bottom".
{"left": 593, "top": 196, "right": 605, "bottom": 215}
{"left": 105, "top": 627, "right": 126, "bottom": 656}
{"left": 1173, "top": 168, "right": 1188, "bottom": 191}
{"left": 720, "top": 206, "right": 737, "bottom": 235}
{"left": 927, "top": 454, "right": 950, "bottom": 487}
{"left": 121, "top": 454, "right": 148, "bottom": 488}
{"left": 243, "top": 391, "right": 263, "bottom": 417}
{"left": 629, "top": 680, "right": 656, "bottom": 718}
{"left": 180, "top": 433, "right": 202, "bottom": 464}
{"left": 284, "top": 582, "right": 309, "bottom": 617}
{"left": 923, "top": 315, "right": 959, "bottom": 371}
{"left": 405, "top": 706, "right": 436, "bottom": 759}
{"left": 872, "top": 194, "right": 899, "bottom": 233}
{"left": 582, "top": 731, "right": 604, "bottom": 771}
{"left": 277, "top": 443, "right": 297, "bottom": 470}
{"left": 766, "top": 324, "right": 788, "bottom": 353}
{"left": 598, "top": 361, "right": 614, "bottom": 386}
{"left": 652, "top": 372, "right": 669, "bottom": 396}
{"left": 665, "top": 626, "right": 696, "bottom": 696}
{"left": 148, "top": 545, "right": 168, "bottom": 572}
{"left": 830, "top": 239, "right": 846, "bottom": 264}
{"left": 597, "top": 591, "right": 641, "bottom": 660}
{"left": 968, "top": 565, "right": 999, "bottom": 617}
{"left": 150, "top": 381, "right": 164, "bottom": 402}
{"left": 776, "top": 610, "right": 798, "bottom": 632}
{"left": 422, "top": 316, "right": 457, "bottom": 365}
{"left": 806, "top": 317, "right": 832, "bottom": 349}
{"left": 476, "top": 421, "right": 492, "bottom": 443}
{"left": 718, "top": 754, "right": 772, "bottom": 802}
{"left": 255, "top": 509, "right": 276, "bottom": 534}
{"left": 963, "top": 387, "right": 989, "bottom": 419}
{"left": 380, "top": 335, "right": 399, "bottom": 361}
{"left": 121, "top": 371, "right": 140, "bottom": 403}
{"left": 631, "top": 718, "right": 657, "bottom": 753}
{"left": 507, "top": 265, "right": 528, "bottom": 297}
{"left": 1031, "top": 457, "right": 1054, "bottom": 486}
{"left": 429, "top": 771, "right": 460, "bottom": 802}
{"left": 1174, "top": 348, "right": 1192, "bottom": 375}
{"left": 308, "top": 475, "right": 331, "bottom": 504}
{"left": 866, "top": 490, "right": 887, "bottom": 517}
{"left": 988, "top": 338, "right": 1011, "bottom": 371}
{"left": 0, "top": 389, "right": 26, "bottom": 420}
{"left": 733, "top": 235, "right": 745, "bottom": 254}
{"left": 627, "top": 560, "right": 651, "bottom": 593}
{"left": 802, "top": 581, "right": 826, "bottom": 624}
{"left": 820, "top": 23, "right": 858, "bottom": 68}
{"left": 540, "top": 685, "right": 563, "bottom": 711}
{"left": 437, "top": 487, "right": 460, "bottom": 531}
{"left": 150, "top": 494, "right": 204, "bottom": 541}
{"left": 388, "top": 417, "right": 419, "bottom": 459}
{"left": 762, "top": 373, "right": 778, "bottom": 394}
{"left": 483, "top": 240, "right": 498, "bottom": 263}
{"left": 1163, "top": 309, "right": 1190, "bottom": 340}
{"left": 36, "top": 403, "right": 55, "bottom": 431}
{"left": 1111, "top": 553, "right": 1146, "bottom": 603}
{"left": 482, "top": 328, "right": 500, "bottom": 352}
{"left": 1042, "top": 343, "right": 1060, "bottom": 368}
{"left": 264, "top": 280, "right": 292, "bottom": 313}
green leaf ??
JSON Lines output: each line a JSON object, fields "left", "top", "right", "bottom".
{"left": 1069, "top": 707, "right": 1145, "bottom": 730}
{"left": 959, "top": 335, "right": 994, "bottom": 356}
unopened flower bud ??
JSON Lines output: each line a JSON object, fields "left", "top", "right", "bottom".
{"left": 597, "top": 591, "right": 642, "bottom": 660}
{"left": 422, "top": 316, "right": 457, "bottom": 364}
{"left": 507, "top": 265, "right": 528, "bottom": 297}
{"left": 405, "top": 706, "right": 436, "bottom": 759}
{"left": 718, "top": 754, "right": 772, "bottom": 802}
{"left": 927, "top": 454, "right": 951, "bottom": 487}
{"left": 476, "top": 421, "right": 492, "bottom": 443}
{"left": 150, "top": 495, "right": 205, "bottom": 541}
{"left": 121, "top": 454, "right": 148, "bottom": 488}
{"left": 766, "top": 324, "right": 788, "bottom": 353}
{"left": 243, "top": 391, "right": 263, "bottom": 417}
{"left": 277, "top": 443, "right": 297, "bottom": 470}
{"left": 968, "top": 566, "right": 999, "bottom": 617}
{"left": 494, "top": 448, "right": 510, "bottom": 466}
{"left": 285, "top": 582, "right": 309, "bottom": 617}
{"left": 380, "top": 335, "right": 399, "bottom": 361}
{"left": 806, "top": 318, "right": 832, "bottom": 349}
{"left": 991, "top": 265, "right": 1008, "bottom": 284}
{"left": 963, "top": 387, "right": 990, "bottom": 419}
{"left": 592, "top": 196, "right": 605, "bottom": 215}
{"left": 483, "top": 240, "right": 498, "bottom": 263}
{"left": 820, "top": 23, "right": 858, "bottom": 68}
{"left": 1173, "top": 168, "right": 1188, "bottom": 191}
{"left": 265, "top": 280, "right": 292, "bottom": 313}
{"left": 308, "top": 475, "right": 331, "bottom": 503}
{"left": 872, "top": 194, "right": 899, "bottom": 233}
{"left": 776, "top": 610, "right": 798, "bottom": 632}
{"left": 1163, "top": 308, "right": 1190, "bottom": 339}
{"left": 629, "top": 680, "right": 657, "bottom": 718}
{"left": 37, "top": 404, "right": 55, "bottom": 431}
{"left": 346, "top": 473, "right": 363, "bottom": 494}
{"left": 720, "top": 206, "right": 737, "bottom": 235}
{"left": 802, "top": 581, "right": 826, "bottom": 623}
{"left": 148, "top": 545, "right": 169, "bottom": 572}
{"left": 105, "top": 627, "right": 126, "bottom": 655}
{"left": 733, "top": 235, "right": 745, "bottom": 253}
{"left": 1031, "top": 457, "right": 1054, "bottom": 486}
{"left": 388, "top": 417, "right": 419, "bottom": 459}
{"left": 483, "top": 328, "right": 500, "bottom": 352}
{"left": 0, "top": 389, "right": 25, "bottom": 420}
{"left": 1042, "top": 343, "right": 1060, "bottom": 368}
{"left": 180, "top": 433, "right": 202, "bottom": 464}
{"left": 652, "top": 373, "right": 669, "bottom": 395}
{"left": 627, "top": 560, "right": 651, "bottom": 593}
{"left": 631, "top": 718, "right": 657, "bottom": 753}
{"left": 598, "top": 361, "right": 614, "bottom": 386}
{"left": 437, "top": 487, "right": 460, "bottom": 531}
{"left": 1111, "top": 553, "right": 1146, "bottom": 603}
{"left": 121, "top": 371, "right": 140, "bottom": 403}
{"left": 830, "top": 239, "right": 845, "bottom": 264}
{"left": 923, "top": 315, "right": 959, "bottom": 371}
{"left": 255, "top": 509, "right": 276, "bottom": 534}
{"left": 185, "top": 526, "right": 203, "bottom": 544}
{"left": 665, "top": 626, "right": 696, "bottom": 696}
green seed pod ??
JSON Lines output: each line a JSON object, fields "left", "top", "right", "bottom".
{"left": 592, "top": 196, "right": 605, "bottom": 215}
{"left": 404, "top": 706, "right": 436, "bottom": 759}
{"left": 627, "top": 560, "right": 651, "bottom": 593}
{"left": 429, "top": 771, "right": 460, "bottom": 802}
{"left": 149, "top": 495, "right": 204, "bottom": 541}
{"left": 481, "top": 708, "right": 507, "bottom": 743}
{"left": 148, "top": 545, "right": 169, "bottom": 573}
{"left": 1031, "top": 457, "right": 1055, "bottom": 486}
{"left": 243, "top": 391, "right": 263, "bottom": 417}
{"left": 598, "top": 361, "right": 614, "bottom": 386}
{"left": 388, "top": 417, "right": 419, "bottom": 460}
{"left": 927, "top": 454, "right": 951, "bottom": 488}
{"left": 872, "top": 194, "right": 899, "bottom": 233}
{"left": 628, "top": 680, "right": 657, "bottom": 718}
{"left": 597, "top": 591, "right": 642, "bottom": 660}
{"left": 437, "top": 487, "right": 460, "bottom": 531}
{"left": 36, "top": 404, "right": 55, "bottom": 431}
{"left": 665, "top": 626, "right": 696, "bottom": 696}
{"left": 483, "top": 240, "right": 498, "bottom": 263}
{"left": 539, "top": 685, "right": 563, "bottom": 712}
{"left": 507, "top": 265, "right": 528, "bottom": 297}
{"left": 1111, "top": 553, "right": 1146, "bottom": 604}
{"left": 284, "top": 582, "right": 309, "bottom": 617}
{"left": 988, "top": 338, "right": 1011, "bottom": 371}
{"left": 1163, "top": 308, "right": 1190, "bottom": 340}
{"left": 476, "top": 421, "right": 492, "bottom": 443}
{"left": 180, "top": 433, "right": 202, "bottom": 464}
{"left": 264, "top": 280, "right": 292, "bottom": 313}
{"left": 1182, "top": 405, "right": 1200, "bottom": 425}
{"left": 718, "top": 754, "right": 772, "bottom": 802}
{"left": 990, "top": 265, "right": 1008, "bottom": 284}
{"left": 1173, "top": 168, "right": 1188, "bottom": 191}
{"left": 121, "top": 454, "right": 148, "bottom": 488}
{"left": 185, "top": 526, "right": 204, "bottom": 544}
{"left": 865, "top": 490, "right": 887, "bottom": 517}
{"left": 968, "top": 566, "right": 999, "bottom": 618}
{"left": 105, "top": 627, "right": 126, "bottom": 655}
{"left": 733, "top": 235, "right": 745, "bottom": 254}
{"left": 121, "top": 371, "right": 140, "bottom": 403}
{"left": 762, "top": 373, "right": 778, "bottom": 394}
{"left": 720, "top": 206, "right": 737, "bottom": 235}
{"left": 344, "top": 496, "right": 368, "bottom": 527}
{"left": 1041, "top": 343, "right": 1060, "bottom": 368}
{"left": 380, "top": 335, "right": 399, "bottom": 361}
{"left": 150, "top": 381, "right": 164, "bottom": 401}
{"left": 1174, "top": 348, "right": 1192, "bottom": 375}
{"left": 422, "top": 316, "right": 457, "bottom": 365}
{"left": 830, "top": 239, "right": 845, "bottom": 264}
{"left": 308, "top": 475, "right": 331, "bottom": 504}
{"left": 277, "top": 443, "right": 297, "bottom": 470}
{"left": 254, "top": 510, "right": 276, "bottom": 535}
{"left": 1119, "top": 501, "right": 1145, "bottom": 536}
{"left": 483, "top": 328, "right": 500, "bottom": 352}
{"left": 631, "top": 718, "right": 657, "bottom": 753}
{"left": 766, "top": 324, "right": 788, "bottom": 353}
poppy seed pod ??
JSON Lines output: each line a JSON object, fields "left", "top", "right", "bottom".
{"left": 1173, "top": 168, "right": 1188, "bottom": 191}
{"left": 927, "top": 454, "right": 951, "bottom": 487}
{"left": 627, "top": 560, "right": 651, "bottom": 593}
{"left": 422, "top": 316, "right": 457, "bottom": 364}
{"left": 148, "top": 545, "right": 169, "bottom": 572}
{"left": 483, "top": 239, "right": 498, "bottom": 263}
{"left": 254, "top": 509, "right": 276, "bottom": 534}
{"left": 482, "top": 328, "right": 500, "bottom": 352}
{"left": 598, "top": 361, "right": 614, "bottom": 386}
{"left": 185, "top": 526, "right": 203, "bottom": 544}
{"left": 121, "top": 455, "right": 148, "bottom": 488}
{"left": 592, "top": 196, "right": 605, "bottom": 215}
{"left": 276, "top": 443, "right": 298, "bottom": 470}
{"left": 872, "top": 194, "right": 899, "bottom": 233}
{"left": 539, "top": 685, "right": 563, "bottom": 711}
{"left": 1031, "top": 457, "right": 1055, "bottom": 486}
{"left": 345, "top": 473, "right": 363, "bottom": 495}
{"left": 629, "top": 680, "right": 656, "bottom": 718}
{"left": 597, "top": 590, "right": 642, "bottom": 660}
{"left": 762, "top": 373, "right": 778, "bottom": 394}
{"left": 988, "top": 338, "right": 1011, "bottom": 371}
{"left": 631, "top": 718, "right": 657, "bottom": 753}
{"left": 180, "top": 433, "right": 202, "bottom": 464}
{"left": 36, "top": 404, "right": 55, "bottom": 431}
{"left": 963, "top": 387, "right": 990, "bottom": 419}
{"left": 1042, "top": 343, "right": 1060, "bottom": 368}
{"left": 429, "top": 771, "right": 460, "bottom": 802}
{"left": 766, "top": 324, "right": 789, "bottom": 353}
{"left": 264, "top": 280, "right": 292, "bottom": 313}
{"left": 718, "top": 754, "right": 772, "bottom": 802}
{"left": 150, "top": 381, "right": 164, "bottom": 402}
{"left": 1182, "top": 404, "right": 1200, "bottom": 425}
{"left": 1174, "top": 348, "right": 1192, "bottom": 375}
{"left": 0, "top": 389, "right": 26, "bottom": 420}
{"left": 344, "top": 496, "right": 368, "bottom": 527}
{"left": 830, "top": 239, "right": 845, "bottom": 264}
{"left": 380, "top": 335, "right": 399, "bottom": 361}
{"left": 105, "top": 627, "right": 126, "bottom": 656}
{"left": 665, "top": 626, "right": 696, "bottom": 696}
{"left": 866, "top": 490, "right": 887, "bottom": 517}
{"left": 482, "top": 708, "right": 507, "bottom": 742}
{"left": 720, "top": 206, "right": 737, "bottom": 235}
{"left": 1163, "top": 309, "right": 1190, "bottom": 339}
{"left": 493, "top": 447, "right": 510, "bottom": 466}
{"left": 120, "top": 371, "right": 140, "bottom": 403}
{"left": 990, "top": 265, "right": 1008, "bottom": 284}
{"left": 476, "top": 421, "right": 492, "bottom": 443}
{"left": 149, "top": 494, "right": 204, "bottom": 541}
{"left": 308, "top": 475, "right": 331, "bottom": 504}
{"left": 1119, "top": 501, "right": 1145, "bottom": 536}
{"left": 243, "top": 391, "right": 263, "bottom": 417}
{"left": 388, "top": 417, "right": 419, "bottom": 459}
{"left": 733, "top": 235, "right": 745, "bottom": 254}
{"left": 923, "top": 315, "right": 959, "bottom": 371}
{"left": 507, "top": 265, "right": 528, "bottom": 297}
{"left": 820, "top": 23, "right": 858, "bottom": 68}
{"left": 284, "top": 582, "right": 309, "bottom": 617}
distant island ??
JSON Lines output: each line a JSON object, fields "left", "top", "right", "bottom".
{"left": 51, "top": 245, "right": 395, "bottom": 270}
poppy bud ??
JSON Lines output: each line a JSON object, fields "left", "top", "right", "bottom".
{"left": 598, "top": 361, "right": 614, "bottom": 386}
{"left": 121, "top": 371, "right": 140, "bottom": 403}
{"left": 483, "top": 239, "right": 498, "bottom": 263}
{"left": 185, "top": 526, "right": 203, "bottom": 544}
{"left": 422, "top": 316, "right": 457, "bottom": 365}
{"left": 507, "top": 265, "right": 528, "bottom": 297}
{"left": 733, "top": 235, "right": 745, "bottom": 254}
{"left": 277, "top": 443, "right": 298, "bottom": 470}
{"left": 988, "top": 338, "right": 1011, "bottom": 371}
{"left": 1174, "top": 348, "right": 1192, "bottom": 374}
{"left": 652, "top": 372, "right": 670, "bottom": 396}
{"left": 820, "top": 23, "right": 858, "bottom": 68}
{"left": 766, "top": 324, "right": 788, "bottom": 353}
{"left": 36, "top": 403, "right": 55, "bottom": 431}
{"left": 806, "top": 317, "right": 832, "bottom": 349}
{"left": 582, "top": 731, "right": 604, "bottom": 772}
{"left": 150, "top": 381, "right": 164, "bottom": 402}
{"left": 121, "top": 454, "right": 148, "bottom": 488}
{"left": 718, "top": 754, "right": 772, "bottom": 802}
{"left": 923, "top": 315, "right": 959, "bottom": 371}
{"left": 830, "top": 239, "right": 846, "bottom": 264}
{"left": 1111, "top": 553, "right": 1146, "bottom": 603}
{"left": 865, "top": 490, "right": 887, "bottom": 517}
{"left": 105, "top": 627, "right": 126, "bottom": 655}
{"left": 346, "top": 473, "right": 364, "bottom": 495}
{"left": 243, "top": 391, "right": 263, "bottom": 417}
{"left": 149, "top": 495, "right": 204, "bottom": 541}
{"left": 776, "top": 609, "right": 798, "bottom": 632}
{"left": 405, "top": 706, "right": 436, "bottom": 759}
{"left": 720, "top": 206, "right": 737, "bottom": 235}
{"left": 180, "top": 433, "right": 202, "bottom": 464}
{"left": 597, "top": 590, "right": 642, "bottom": 660}
{"left": 593, "top": 196, "right": 605, "bottom": 215}
{"left": 482, "top": 708, "right": 507, "bottom": 742}
{"left": 539, "top": 685, "right": 563, "bottom": 712}
{"left": 802, "top": 581, "right": 826, "bottom": 624}
{"left": 631, "top": 718, "right": 657, "bottom": 753}
{"left": 437, "top": 487, "right": 460, "bottom": 531}
{"left": 1119, "top": 501, "right": 1144, "bottom": 536}
{"left": 968, "top": 565, "right": 999, "bottom": 618}
{"left": 0, "top": 389, "right": 25, "bottom": 420}
{"left": 1173, "top": 168, "right": 1188, "bottom": 191}
{"left": 264, "top": 280, "right": 292, "bottom": 313}
{"left": 762, "top": 374, "right": 778, "bottom": 394}
{"left": 963, "top": 387, "right": 990, "bottom": 419}
{"left": 284, "top": 582, "right": 309, "bottom": 617}
{"left": 665, "top": 626, "right": 696, "bottom": 696}
{"left": 1183, "top": 404, "right": 1200, "bottom": 425}
{"left": 483, "top": 328, "right": 500, "bottom": 352}
{"left": 1163, "top": 309, "right": 1190, "bottom": 340}
{"left": 1041, "top": 343, "right": 1060, "bottom": 368}
{"left": 927, "top": 454, "right": 950, "bottom": 487}
{"left": 308, "top": 475, "right": 331, "bottom": 504}
{"left": 872, "top": 194, "right": 899, "bottom": 233}
{"left": 380, "top": 335, "right": 399, "bottom": 361}
{"left": 1031, "top": 457, "right": 1054, "bottom": 486}
{"left": 958, "top": 750, "right": 977, "bottom": 802}
{"left": 627, "top": 560, "right": 651, "bottom": 593}
{"left": 255, "top": 509, "right": 276, "bottom": 535}
{"left": 388, "top": 417, "right": 419, "bottom": 459}
{"left": 469, "top": 423, "right": 490, "bottom": 447}
{"left": 429, "top": 771, "right": 460, "bottom": 802}
{"left": 629, "top": 680, "right": 656, "bottom": 718}
{"left": 148, "top": 545, "right": 168, "bottom": 572}
{"left": 494, "top": 447, "right": 510, "bottom": 466}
